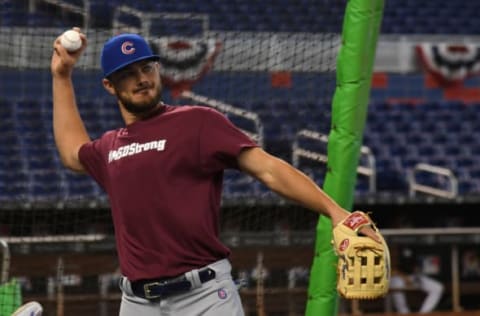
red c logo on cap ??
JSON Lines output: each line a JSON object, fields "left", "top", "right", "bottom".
{"left": 121, "top": 41, "right": 135, "bottom": 55}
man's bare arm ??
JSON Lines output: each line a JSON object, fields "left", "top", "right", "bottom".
{"left": 51, "top": 28, "right": 90, "bottom": 172}
{"left": 238, "top": 147, "right": 380, "bottom": 241}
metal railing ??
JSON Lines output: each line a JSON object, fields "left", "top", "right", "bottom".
{"left": 112, "top": 5, "right": 210, "bottom": 38}
{"left": 408, "top": 163, "right": 458, "bottom": 199}
{"left": 180, "top": 90, "right": 264, "bottom": 148}
{"left": 292, "top": 129, "right": 376, "bottom": 193}
{"left": 31, "top": 0, "right": 91, "bottom": 30}
{"left": 0, "top": 239, "right": 10, "bottom": 284}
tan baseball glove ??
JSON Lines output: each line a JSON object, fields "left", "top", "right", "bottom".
{"left": 333, "top": 211, "right": 390, "bottom": 299}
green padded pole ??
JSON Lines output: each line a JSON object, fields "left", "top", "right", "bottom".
{"left": 305, "top": 0, "right": 384, "bottom": 315}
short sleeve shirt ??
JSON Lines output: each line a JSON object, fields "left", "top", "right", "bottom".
{"left": 79, "top": 105, "right": 258, "bottom": 280}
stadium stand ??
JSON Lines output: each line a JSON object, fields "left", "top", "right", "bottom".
{"left": 0, "top": 0, "right": 480, "bottom": 203}
{"left": 2, "top": 0, "right": 479, "bottom": 34}
{"left": 2, "top": 1, "right": 480, "bottom": 316}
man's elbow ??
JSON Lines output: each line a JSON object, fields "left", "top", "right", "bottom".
{"left": 59, "top": 154, "right": 85, "bottom": 173}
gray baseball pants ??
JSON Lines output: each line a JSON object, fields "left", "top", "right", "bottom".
{"left": 118, "top": 259, "right": 245, "bottom": 316}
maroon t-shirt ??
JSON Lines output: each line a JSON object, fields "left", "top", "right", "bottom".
{"left": 78, "top": 105, "right": 258, "bottom": 281}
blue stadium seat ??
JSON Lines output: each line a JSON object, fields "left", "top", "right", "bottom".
{"left": 1, "top": 0, "right": 480, "bottom": 198}
{"left": 29, "top": 170, "right": 65, "bottom": 201}
{"left": 1, "top": 169, "right": 29, "bottom": 201}
{"left": 2, "top": 0, "right": 478, "bottom": 34}
{"left": 64, "top": 172, "right": 97, "bottom": 198}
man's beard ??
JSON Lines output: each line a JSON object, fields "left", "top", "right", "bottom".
{"left": 119, "top": 86, "right": 162, "bottom": 115}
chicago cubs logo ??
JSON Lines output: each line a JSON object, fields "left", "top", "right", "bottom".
{"left": 217, "top": 288, "right": 228, "bottom": 299}
{"left": 339, "top": 238, "right": 349, "bottom": 252}
{"left": 121, "top": 41, "right": 135, "bottom": 55}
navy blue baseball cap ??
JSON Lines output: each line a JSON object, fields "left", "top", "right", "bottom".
{"left": 101, "top": 33, "right": 160, "bottom": 78}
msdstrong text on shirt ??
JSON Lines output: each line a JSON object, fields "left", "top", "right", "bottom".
{"left": 108, "top": 139, "right": 167, "bottom": 163}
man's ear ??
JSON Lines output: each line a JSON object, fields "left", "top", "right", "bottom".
{"left": 102, "top": 78, "right": 115, "bottom": 95}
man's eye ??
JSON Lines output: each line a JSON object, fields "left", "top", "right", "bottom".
{"left": 117, "top": 71, "right": 132, "bottom": 80}
{"left": 142, "top": 64, "right": 154, "bottom": 73}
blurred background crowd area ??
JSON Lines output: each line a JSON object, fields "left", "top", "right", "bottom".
{"left": 1, "top": 1, "right": 480, "bottom": 315}
{"left": 1, "top": 0, "right": 479, "bottom": 212}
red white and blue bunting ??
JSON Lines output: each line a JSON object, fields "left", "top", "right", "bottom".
{"left": 151, "top": 37, "right": 222, "bottom": 95}
{"left": 416, "top": 43, "right": 480, "bottom": 83}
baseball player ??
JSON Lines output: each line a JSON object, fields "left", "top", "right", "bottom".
{"left": 51, "top": 29, "right": 381, "bottom": 315}
{"left": 390, "top": 247, "right": 444, "bottom": 314}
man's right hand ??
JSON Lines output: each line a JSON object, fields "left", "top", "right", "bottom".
{"left": 51, "top": 27, "right": 87, "bottom": 78}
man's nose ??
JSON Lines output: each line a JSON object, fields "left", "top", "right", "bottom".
{"left": 134, "top": 69, "right": 149, "bottom": 82}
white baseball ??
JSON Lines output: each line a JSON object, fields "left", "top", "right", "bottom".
{"left": 60, "top": 30, "right": 82, "bottom": 52}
